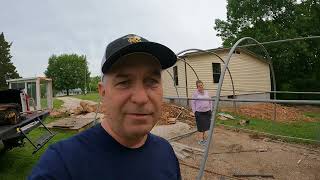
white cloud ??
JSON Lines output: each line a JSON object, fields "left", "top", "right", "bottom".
{"left": 0, "top": 0, "right": 227, "bottom": 77}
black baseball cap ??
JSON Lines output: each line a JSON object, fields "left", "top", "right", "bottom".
{"left": 101, "top": 34, "right": 177, "bottom": 74}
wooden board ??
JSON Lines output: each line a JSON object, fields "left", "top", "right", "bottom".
{"left": 46, "top": 118, "right": 96, "bottom": 132}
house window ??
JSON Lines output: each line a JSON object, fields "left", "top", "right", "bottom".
{"left": 227, "top": 95, "right": 235, "bottom": 99}
{"left": 212, "top": 63, "right": 221, "bottom": 83}
{"left": 173, "top": 66, "right": 178, "bottom": 86}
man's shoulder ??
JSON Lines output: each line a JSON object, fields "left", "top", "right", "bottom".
{"left": 28, "top": 124, "right": 106, "bottom": 179}
{"left": 148, "top": 133, "right": 173, "bottom": 150}
{"left": 38, "top": 124, "right": 105, "bottom": 167}
{"left": 149, "top": 133, "right": 168, "bottom": 142}
{"left": 148, "top": 133, "right": 181, "bottom": 179}
{"left": 50, "top": 124, "right": 103, "bottom": 153}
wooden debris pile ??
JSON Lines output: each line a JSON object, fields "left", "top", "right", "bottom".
{"left": 159, "top": 102, "right": 196, "bottom": 127}
{"left": 72, "top": 101, "right": 100, "bottom": 115}
{"left": 50, "top": 101, "right": 100, "bottom": 118}
{"left": 236, "top": 103, "right": 313, "bottom": 122}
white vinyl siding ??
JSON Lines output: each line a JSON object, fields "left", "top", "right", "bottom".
{"left": 162, "top": 49, "right": 271, "bottom": 98}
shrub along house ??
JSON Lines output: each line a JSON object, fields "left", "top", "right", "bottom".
{"left": 162, "top": 48, "right": 272, "bottom": 107}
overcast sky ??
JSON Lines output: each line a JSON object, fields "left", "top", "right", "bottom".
{"left": 1, "top": 0, "right": 227, "bottom": 77}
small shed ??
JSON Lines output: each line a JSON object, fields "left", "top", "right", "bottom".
{"left": 6, "top": 77, "right": 53, "bottom": 110}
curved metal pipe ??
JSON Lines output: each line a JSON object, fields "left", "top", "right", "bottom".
{"left": 197, "top": 37, "right": 276, "bottom": 180}
{"left": 176, "top": 56, "right": 200, "bottom": 81}
{"left": 269, "top": 63, "right": 277, "bottom": 121}
{"left": 177, "top": 48, "right": 237, "bottom": 111}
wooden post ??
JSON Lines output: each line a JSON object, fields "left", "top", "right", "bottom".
{"left": 36, "top": 78, "right": 41, "bottom": 110}
{"left": 47, "top": 80, "right": 53, "bottom": 109}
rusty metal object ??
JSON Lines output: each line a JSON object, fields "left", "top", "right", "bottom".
{"left": 0, "top": 104, "right": 21, "bottom": 125}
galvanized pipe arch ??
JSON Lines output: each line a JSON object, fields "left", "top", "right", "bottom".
{"left": 176, "top": 56, "right": 200, "bottom": 81}
{"left": 197, "top": 37, "right": 277, "bottom": 180}
{"left": 177, "top": 48, "right": 237, "bottom": 111}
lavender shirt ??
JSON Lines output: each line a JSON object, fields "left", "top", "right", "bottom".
{"left": 191, "top": 90, "right": 212, "bottom": 113}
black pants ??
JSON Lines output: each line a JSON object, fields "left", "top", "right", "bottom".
{"left": 195, "top": 110, "right": 212, "bottom": 132}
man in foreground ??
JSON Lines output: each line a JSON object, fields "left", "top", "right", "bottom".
{"left": 29, "top": 34, "right": 181, "bottom": 180}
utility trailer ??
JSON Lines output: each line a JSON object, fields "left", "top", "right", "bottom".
{"left": 0, "top": 89, "right": 55, "bottom": 154}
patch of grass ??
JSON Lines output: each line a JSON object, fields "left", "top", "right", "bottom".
{"left": 73, "top": 93, "right": 100, "bottom": 102}
{"left": 40, "top": 98, "right": 64, "bottom": 110}
{"left": 0, "top": 117, "right": 75, "bottom": 179}
{"left": 40, "top": 98, "right": 48, "bottom": 109}
{"left": 53, "top": 98, "right": 64, "bottom": 109}
{"left": 44, "top": 116, "right": 62, "bottom": 124}
{"left": 304, "top": 112, "right": 320, "bottom": 119}
{"left": 217, "top": 112, "right": 320, "bottom": 144}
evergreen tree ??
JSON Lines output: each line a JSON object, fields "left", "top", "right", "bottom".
{"left": 0, "top": 32, "right": 20, "bottom": 90}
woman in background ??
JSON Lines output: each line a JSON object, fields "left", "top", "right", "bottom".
{"left": 191, "top": 80, "right": 212, "bottom": 145}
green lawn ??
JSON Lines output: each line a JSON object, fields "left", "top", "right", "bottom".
{"left": 53, "top": 98, "right": 64, "bottom": 109}
{"left": 0, "top": 116, "right": 75, "bottom": 179}
{"left": 40, "top": 98, "right": 64, "bottom": 109}
{"left": 0, "top": 97, "right": 67, "bottom": 179}
{"left": 216, "top": 112, "right": 320, "bottom": 144}
{"left": 40, "top": 98, "right": 47, "bottom": 109}
{"left": 304, "top": 112, "right": 320, "bottom": 119}
{"left": 73, "top": 92, "right": 100, "bottom": 102}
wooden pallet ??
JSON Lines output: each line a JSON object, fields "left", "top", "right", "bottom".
{"left": 46, "top": 117, "right": 97, "bottom": 132}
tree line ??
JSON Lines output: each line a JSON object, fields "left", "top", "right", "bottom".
{"left": 214, "top": 0, "right": 320, "bottom": 100}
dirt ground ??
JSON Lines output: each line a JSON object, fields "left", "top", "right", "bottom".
{"left": 56, "top": 96, "right": 89, "bottom": 110}
{"left": 172, "top": 125, "right": 320, "bottom": 180}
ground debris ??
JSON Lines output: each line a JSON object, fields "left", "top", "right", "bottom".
{"left": 159, "top": 102, "right": 195, "bottom": 126}
{"left": 233, "top": 172, "right": 274, "bottom": 178}
{"left": 171, "top": 142, "right": 204, "bottom": 159}
{"left": 218, "top": 112, "right": 235, "bottom": 120}
{"left": 79, "top": 101, "right": 100, "bottom": 113}
{"left": 222, "top": 103, "right": 319, "bottom": 122}
{"left": 239, "top": 119, "right": 250, "bottom": 126}
{"left": 50, "top": 110, "right": 70, "bottom": 118}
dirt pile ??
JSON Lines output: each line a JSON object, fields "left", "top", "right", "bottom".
{"left": 52, "top": 100, "right": 197, "bottom": 126}
{"left": 76, "top": 101, "right": 100, "bottom": 114}
{"left": 51, "top": 101, "right": 100, "bottom": 117}
{"left": 159, "top": 102, "right": 195, "bottom": 126}
{"left": 230, "top": 103, "right": 315, "bottom": 122}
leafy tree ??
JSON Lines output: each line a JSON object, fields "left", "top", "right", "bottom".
{"left": 0, "top": 32, "right": 20, "bottom": 90}
{"left": 88, "top": 75, "right": 101, "bottom": 92}
{"left": 214, "top": 0, "right": 320, "bottom": 99}
{"left": 45, "top": 54, "right": 90, "bottom": 96}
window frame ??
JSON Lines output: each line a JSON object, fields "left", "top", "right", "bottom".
{"left": 173, "top": 66, "right": 178, "bottom": 86}
{"left": 212, "top": 63, "right": 221, "bottom": 84}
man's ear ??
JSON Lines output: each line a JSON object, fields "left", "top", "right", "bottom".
{"left": 98, "top": 82, "right": 105, "bottom": 97}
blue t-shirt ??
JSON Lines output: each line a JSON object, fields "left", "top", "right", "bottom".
{"left": 29, "top": 123, "right": 181, "bottom": 180}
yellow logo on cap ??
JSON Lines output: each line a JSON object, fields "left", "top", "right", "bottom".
{"left": 128, "top": 36, "right": 141, "bottom": 44}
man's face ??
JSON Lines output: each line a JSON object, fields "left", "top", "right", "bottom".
{"left": 99, "top": 53, "right": 163, "bottom": 140}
